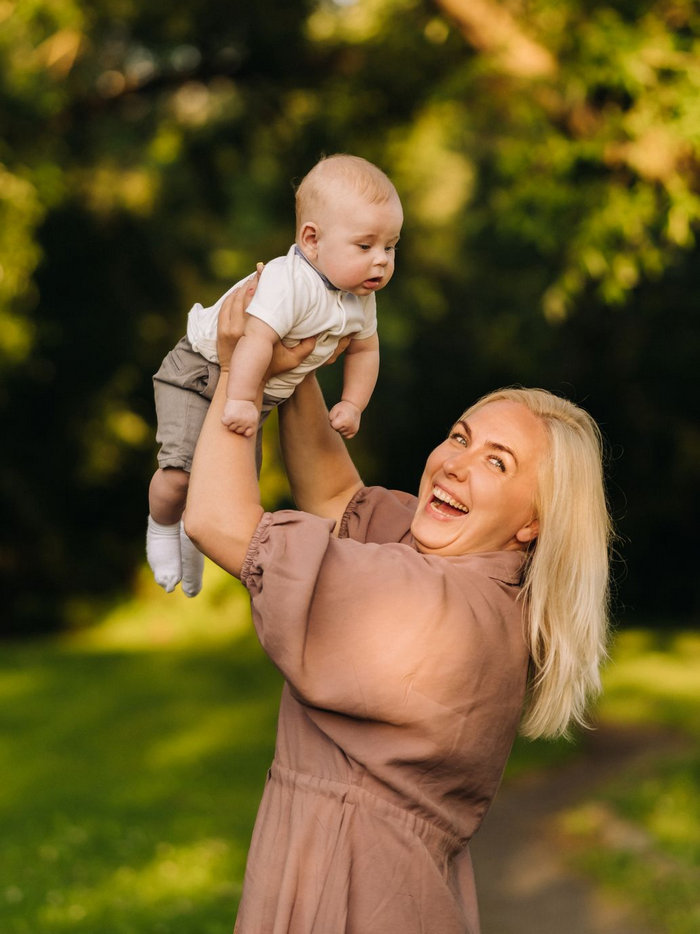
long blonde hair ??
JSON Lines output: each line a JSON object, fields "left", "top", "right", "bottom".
{"left": 463, "top": 387, "right": 612, "bottom": 739}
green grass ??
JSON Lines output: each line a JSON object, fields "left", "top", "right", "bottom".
{"left": 2, "top": 573, "right": 698, "bottom": 933}
{"left": 560, "top": 628, "right": 700, "bottom": 934}
{"left": 1, "top": 564, "right": 282, "bottom": 933}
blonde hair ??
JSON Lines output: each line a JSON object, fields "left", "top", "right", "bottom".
{"left": 462, "top": 387, "right": 612, "bottom": 740}
{"left": 294, "top": 154, "right": 400, "bottom": 236}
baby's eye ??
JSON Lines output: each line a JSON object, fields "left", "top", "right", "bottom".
{"left": 358, "top": 243, "right": 371, "bottom": 251}
{"left": 385, "top": 245, "right": 396, "bottom": 253}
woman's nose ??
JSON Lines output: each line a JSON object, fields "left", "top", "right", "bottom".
{"left": 443, "top": 450, "right": 470, "bottom": 479}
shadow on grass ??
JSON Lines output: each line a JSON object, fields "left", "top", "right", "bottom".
{"left": 0, "top": 631, "right": 282, "bottom": 933}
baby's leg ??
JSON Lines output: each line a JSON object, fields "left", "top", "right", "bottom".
{"left": 147, "top": 468, "right": 189, "bottom": 593}
{"left": 149, "top": 466, "right": 189, "bottom": 525}
{"left": 149, "top": 337, "right": 217, "bottom": 594}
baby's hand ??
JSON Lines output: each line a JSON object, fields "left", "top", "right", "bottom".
{"left": 328, "top": 401, "right": 361, "bottom": 439}
{"left": 221, "top": 399, "right": 259, "bottom": 436}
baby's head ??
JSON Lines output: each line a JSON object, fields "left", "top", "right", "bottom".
{"left": 295, "top": 154, "right": 403, "bottom": 296}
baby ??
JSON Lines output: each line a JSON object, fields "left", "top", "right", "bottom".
{"left": 147, "top": 153, "right": 403, "bottom": 596}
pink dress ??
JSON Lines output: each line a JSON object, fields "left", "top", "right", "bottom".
{"left": 236, "top": 486, "right": 529, "bottom": 933}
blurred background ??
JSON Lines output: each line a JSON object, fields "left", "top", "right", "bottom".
{"left": 1, "top": 1, "right": 698, "bottom": 932}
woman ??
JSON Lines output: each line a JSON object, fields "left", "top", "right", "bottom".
{"left": 185, "top": 278, "right": 612, "bottom": 934}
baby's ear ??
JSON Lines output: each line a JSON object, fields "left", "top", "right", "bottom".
{"left": 298, "top": 222, "right": 319, "bottom": 259}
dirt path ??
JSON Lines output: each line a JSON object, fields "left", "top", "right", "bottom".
{"left": 470, "top": 725, "right": 678, "bottom": 934}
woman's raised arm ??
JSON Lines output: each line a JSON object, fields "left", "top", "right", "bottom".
{"left": 183, "top": 277, "right": 266, "bottom": 578}
{"left": 278, "top": 373, "right": 364, "bottom": 531}
{"left": 184, "top": 374, "right": 262, "bottom": 579}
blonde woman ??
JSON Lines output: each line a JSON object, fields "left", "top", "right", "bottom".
{"left": 185, "top": 281, "right": 612, "bottom": 934}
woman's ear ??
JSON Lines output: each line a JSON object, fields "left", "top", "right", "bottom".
{"left": 298, "top": 222, "right": 319, "bottom": 260}
{"left": 515, "top": 518, "right": 539, "bottom": 544}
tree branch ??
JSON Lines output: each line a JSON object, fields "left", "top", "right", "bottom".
{"left": 434, "top": 0, "right": 557, "bottom": 77}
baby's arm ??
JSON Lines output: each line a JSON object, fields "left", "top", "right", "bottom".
{"left": 222, "top": 316, "right": 280, "bottom": 436}
{"left": 328, "top": 332, "right": 380, "bottom": 439}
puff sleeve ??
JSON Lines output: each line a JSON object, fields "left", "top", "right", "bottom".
{"left": 241, "top": 505, "right": 526, "bottom": 725}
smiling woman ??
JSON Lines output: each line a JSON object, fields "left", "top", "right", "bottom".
{"left": 411, "top": 399, "right": 547, "bottom": 557}
{"left": 183, "top": 281, "right": 613, "bottom": 934}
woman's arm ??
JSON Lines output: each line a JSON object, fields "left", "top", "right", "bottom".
{"left": 184, "top": 279, "right": 265, "bottom": 578}
{"left": 184, "top": 369, "right": 263, "bottom": 579}
{"left": 278, "top": 373, "right": 364, "bottom": 529}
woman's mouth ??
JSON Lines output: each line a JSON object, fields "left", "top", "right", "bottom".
{"left": 429, "top": 485, "right": 469, "bottom": 518}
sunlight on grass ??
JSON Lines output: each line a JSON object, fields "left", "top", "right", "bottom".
{"left": 598, "top": 628, "right": 700, "bottom": 732}
{"left": 147, "top": 698, "right": 277, "bottom": 770}
{"left": 559, "top": 626, "right": 700, "bottom": 934}
{"left": 40, "top": 837, "right": 240, "bottom": 930}
{"left": 63, "top": 561, "right": 252, "bottom": 652}
{"left": 0, "top": 628, "right": 281, "bottom": 934}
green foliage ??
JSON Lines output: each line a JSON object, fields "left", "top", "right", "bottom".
{"left": 2, "top": 0, "right": 700, "bottom": 631}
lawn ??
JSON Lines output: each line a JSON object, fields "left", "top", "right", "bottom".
{"left": 559, "top": 628, "right": 700, "bottom": 934}
{"left": 1, "top": 565, "right": 698, "bottom": 933}
{"left": 0, "top": 565, "right": 281, "bottom": 933}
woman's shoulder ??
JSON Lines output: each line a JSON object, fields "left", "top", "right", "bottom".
{"left": 445, "top": 549, "right": 526, "bottom": 587}
{"left": 338, "top": 486, "right": 417, "bottom": 545}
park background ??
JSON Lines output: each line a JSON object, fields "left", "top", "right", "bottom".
{"left": 1, "top": 0, "right": 698, "bottom": 932}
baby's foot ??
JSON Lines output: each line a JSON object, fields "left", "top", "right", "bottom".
{"left": 146, "top": 517, "right": 182, "bottom": 593}
{"left": 180, "top": 523, "right": 204, "bottom": 597}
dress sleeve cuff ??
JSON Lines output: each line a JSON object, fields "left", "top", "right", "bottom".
{"left": 338, "top": 487, "right": 370, "bottom": 540}
{"left": 240, "top": 512, "right": 275, "bottom": 586}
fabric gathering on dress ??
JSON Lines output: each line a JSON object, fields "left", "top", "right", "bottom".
{"left": 236, "top": 486, "right": 530, "bottom": 934}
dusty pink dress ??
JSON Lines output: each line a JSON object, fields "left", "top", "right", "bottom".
{"left": 236, "top": 486, "right": 529, "bottom": 934}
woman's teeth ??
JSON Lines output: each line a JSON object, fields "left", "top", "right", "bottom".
{"left": 432, "top": 486, "right": 469, "bottom": 513}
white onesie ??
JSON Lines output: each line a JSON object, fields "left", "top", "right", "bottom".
{"left": 187, "top": 244, "right": 377, "bottom": 402}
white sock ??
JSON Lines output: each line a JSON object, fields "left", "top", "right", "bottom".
{"left": 146, "top": 516, "right": 182, "bottom": 593}
{"left": 179, "top": 523, "right": 204, "bottom": 598}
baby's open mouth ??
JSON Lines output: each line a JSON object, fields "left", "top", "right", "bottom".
{"left": 431, "top": 486, "right": 469, "bottom": 517}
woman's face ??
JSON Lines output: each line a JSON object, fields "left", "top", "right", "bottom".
{"left": 411, "top": 400, "right": 547, "bottom": 557}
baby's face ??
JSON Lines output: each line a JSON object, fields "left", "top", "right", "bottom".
{"left": 305, "top": 190, "right": 403, "bottom": 296}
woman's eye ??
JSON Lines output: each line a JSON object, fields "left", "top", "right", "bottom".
{"left": 449, "top": 431, "right": 468, "bottom": 446}
{"left": 489, "top": 455, "right": 506, "bottom": 472}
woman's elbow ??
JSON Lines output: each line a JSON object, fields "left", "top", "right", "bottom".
{"left": 184, "top": 504, "right": 263, "bottom": 578}
{"left": 182, "top": 509, "right": 209, "bottom": 554}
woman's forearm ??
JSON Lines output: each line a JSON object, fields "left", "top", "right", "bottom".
{"left": 278, "top": 375, "right": 363, "bottom": 527}
{"left": 184, "top": 374, "right": 264, "bottom": 578}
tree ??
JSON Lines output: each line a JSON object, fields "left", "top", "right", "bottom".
{"left": 2, "top": 0, "right": 699, "bottom": 633}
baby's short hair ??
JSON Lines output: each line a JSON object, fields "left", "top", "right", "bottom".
{"left": 295, "top": 154, "right": 399, "bottom": 233}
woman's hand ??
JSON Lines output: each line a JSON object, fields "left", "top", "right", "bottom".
{"left": 216, "top": 266, "right": 262, "bottom": 370}
{"left": 216, "top": 263, "right": 316, "bottom": 377}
